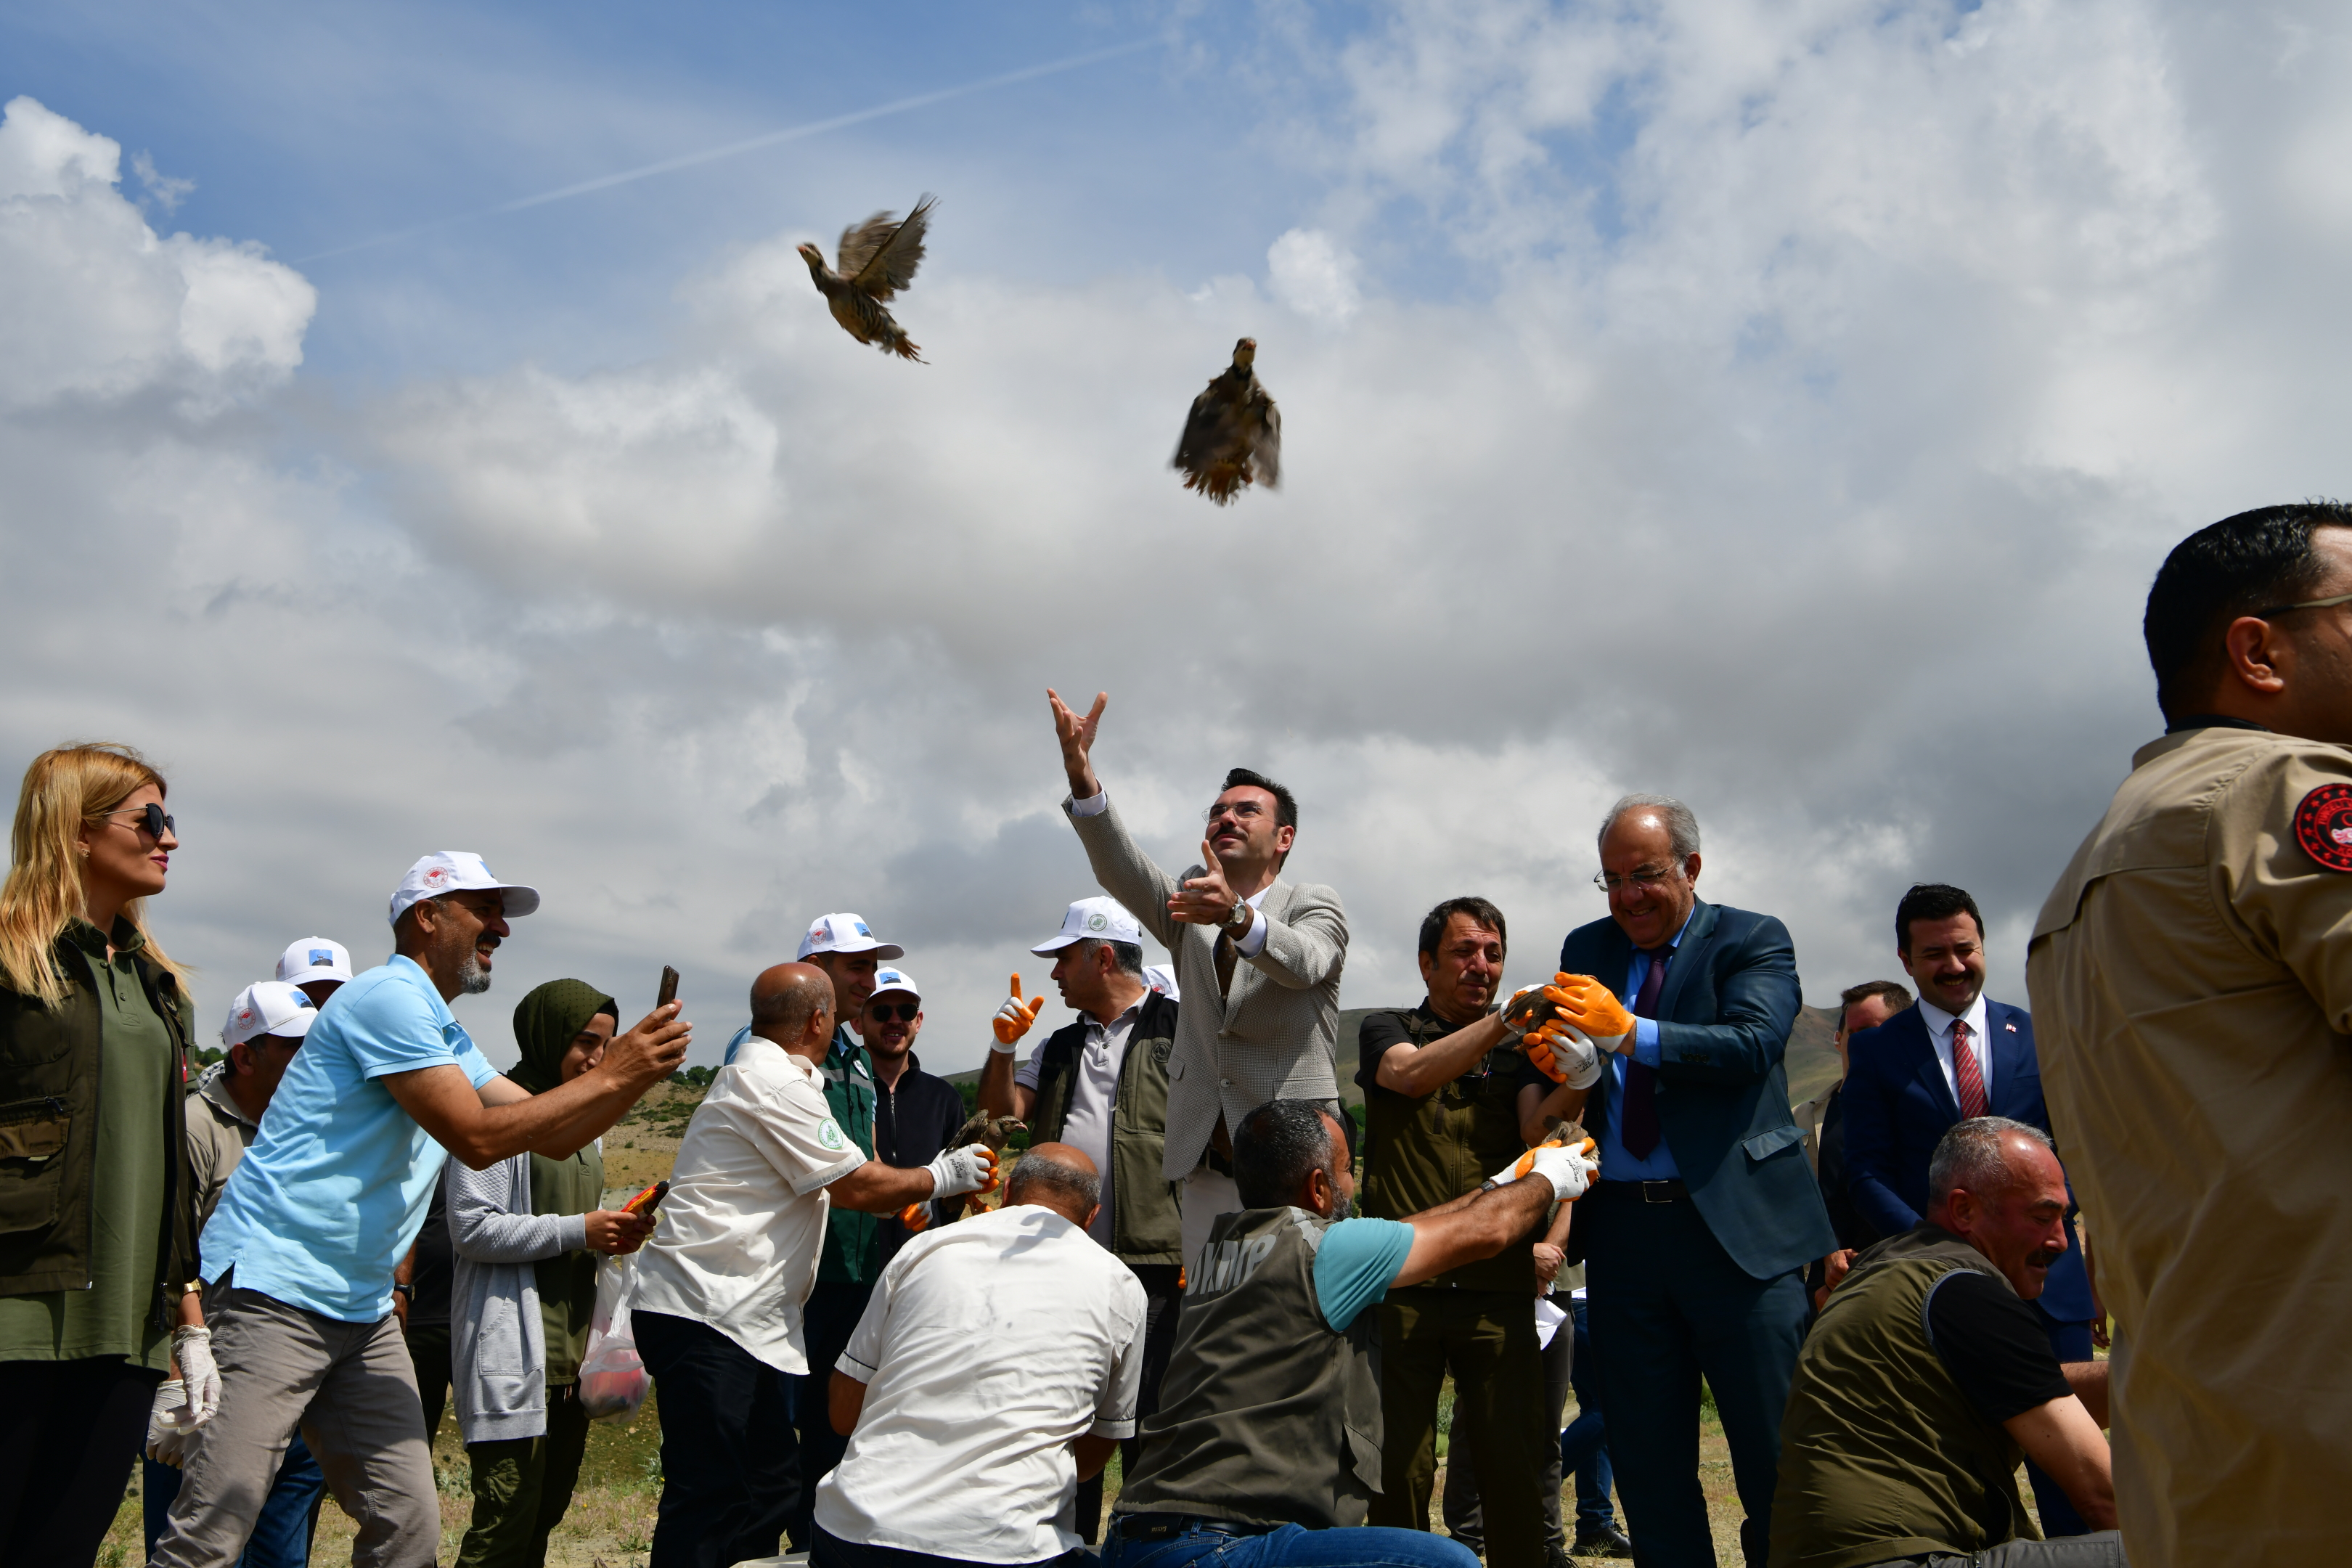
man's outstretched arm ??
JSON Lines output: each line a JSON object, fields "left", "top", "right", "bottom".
{"left": 384, "top": 1003, "right": 688, "bottom": 1168}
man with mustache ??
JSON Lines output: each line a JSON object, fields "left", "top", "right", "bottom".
{"left": 1767, "top": 1119, "right": 2120, "bottom": 1568}
{"left": 151, "top": 852, "right": 690, "bottom": 1568}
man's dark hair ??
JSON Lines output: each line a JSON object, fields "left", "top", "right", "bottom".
{"left": 1223, "top": 768, "right": 1298, "bottom": 835}
{"left": 1073, "top": 936, "right": 1145, "bottom": 978}
{"left": 1837, "top": 979, "right": 1913, "bottom": 1023}
{"left": 1894, "top": 884, "right": 1983, "bottom": 954}
{"left": 1233, "top": 1098, "right": 1339, "bottom": 1209}
{"left": 2144, "top": 503, "right": 2352, "bottom": 722}
{"left": 1417, "top": 897, "right": 1508, "bottom": 961}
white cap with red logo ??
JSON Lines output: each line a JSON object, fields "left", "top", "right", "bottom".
{"left": 222, "top": 981, "right": 319, "bottom": 1048}
{"left": 388, "top": 852, "right": 542, "bottom": 927}
{"left": 276, "top": 937, "right": 354, "bottom": 987}
{"left": 796, "top": 912, "right": 904, "bottom": 960}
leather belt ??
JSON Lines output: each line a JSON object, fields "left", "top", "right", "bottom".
{"left": 1595, "top": 1178, "right": 1689, "bottom": 1203}
{"left": 1114, "top": 1513, "right": 1272, "bottom": 1543}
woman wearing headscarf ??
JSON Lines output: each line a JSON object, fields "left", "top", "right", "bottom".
{"left": 0, "top": 743, "right": 206, "bottom": 1563}
{"left": 448, "top": 979, "right": 656, "bottom": 1568}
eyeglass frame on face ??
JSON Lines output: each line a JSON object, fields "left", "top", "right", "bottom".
{"left": 1593, "top": 862, "right": 1685, "bottom": 894}
{"left": 867, "top": 1001, "right": 919, "bottom": 1024}
{"left": 1203, "top": 800, "right": 1269, "bottom": 824}
{"left": 2254, "top": 589, "right": 2352, "bottom": 619}
{"left": 97, "top": 802, "right": 174, "bottom": 840}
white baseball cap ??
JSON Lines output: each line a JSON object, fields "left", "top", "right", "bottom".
{"left": 388, "top": 852, "right": 542, "bottom": 927}
{"left": 1033, "top": 896, "right": 1145, "bottom": 955}
{"left": 1143, "top": 964, "right": 1181, "bottom": 1000}
{"left": 797, "top": 912, "right": 904, "bottom": 961}
{"left": 870, "top": 966, "right": 922, "bottom": 1003}
{"left": 276, "top": 937, "right": 353, "bottom": 987}
{"left": 222, "top": 981, "right": 319, "bottom": 1048}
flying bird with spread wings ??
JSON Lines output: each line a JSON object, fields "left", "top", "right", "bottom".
{"left": 796, "top": 195, "right": 936, "bottom": 362}
{"left": 1173, "top": 337, "right": 1281, "bottom": 505}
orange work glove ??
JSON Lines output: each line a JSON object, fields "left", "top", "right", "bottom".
{"left": 1524, "top": 1021, "right": 1604, "bottom": 1090}
{"left": 925, "top": 1143, "right": 998, "bottom": 1199}
{"left": 1492, "top": 1137, "right": 1601, "bottom": 1201}
{"left": 897, "top": 1201, "right": 932, "bottom": 1233}
{"left": 1545, "top": 974, "right": 1636, "bottom": 1054}
{"left": 992, "top": 976, "right": 1046, "bottom": 1048}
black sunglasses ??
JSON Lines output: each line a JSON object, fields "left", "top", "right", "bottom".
{"left": 868, "top": 1002, "right": 919, "bottom": 1024}
{"left": 101, "top": 803, "right": 174, "bottom": 839}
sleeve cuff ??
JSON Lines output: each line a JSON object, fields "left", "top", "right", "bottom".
{"left": 1236, "top": 907, "right": 1269, "bottom": 957}
{"left": 1089, "top": 1417, "right": 1138, "bottom": 1439}
{"left": 558, "top": 1213, "right": 589, "bottom": 1251}
{"left": 1633, "top": 1019, "right": 1661, "bottom": 1066}
{"left": 1066, "top": 789, "right": 1110, "bottom": 818}
{"left": 791, "top": 1153, "right": 867, "bottom": 1197}
{"left": 836, "top": 1351, "right": 878, "bottom": 1381}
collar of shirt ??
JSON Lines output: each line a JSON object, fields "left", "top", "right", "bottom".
{"left": 2163, "top": 713, "right": 2271, "bottom": 735}
{"left": 1082, "top": 998, "right": 1145, "bottom": 1045}
{"left": 1916, "top": 992, "right": 1993, "bottom": 1098}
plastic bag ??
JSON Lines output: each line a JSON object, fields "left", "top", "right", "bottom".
{"left": 578, "top": 1254, "right": 650, "bottom": 1423}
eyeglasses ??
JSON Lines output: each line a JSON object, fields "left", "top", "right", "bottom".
{"left": 868, "top": 1002, "right": 918, "bottom": 1024}
{"left": 1593, "top": 864, "right": 1681, "bottom": 894}
{"left": 1204, "top": 801, "right": 1267, "bottom": 823}
{"left": 99, "top": 803, "right": 173, "bottom": 840}
{"left": 2255, "top": 589, "right": 2352, "bottom": 618}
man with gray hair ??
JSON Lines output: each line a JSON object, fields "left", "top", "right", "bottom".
{"left": 813, "top": 1143, "right": 1148, "bottom": 1568}
{"left": 1768, "top": 1118, "right": 2120, "bottom": 1567}
{"left": 1543, "top": 796, "right": 1833, "bottom": 1568}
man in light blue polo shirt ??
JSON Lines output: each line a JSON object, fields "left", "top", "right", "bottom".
{"left": 152, "top": 852, "right": 690, "bottom": 1568}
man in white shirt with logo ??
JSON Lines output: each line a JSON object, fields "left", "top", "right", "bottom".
{"left": 814, "top": 1143, "right": 1146, "bottom": 1568}
{"left": 629, "top": 962, "right": 1000, "bottom": 1568}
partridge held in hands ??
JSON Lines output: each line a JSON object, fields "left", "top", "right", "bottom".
{"left": 1173, "top": 337, "right": 1281, "bottom": 505}
{"left": 796, "top": 195, "right": 936, "bottom": 362}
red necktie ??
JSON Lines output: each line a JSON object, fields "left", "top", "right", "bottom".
{"left": 1951, "top": 1018, "right": 1988, "bottom": 1120}
{"left": 1617, "top": 950, "right": 1671, "bottom": 1160}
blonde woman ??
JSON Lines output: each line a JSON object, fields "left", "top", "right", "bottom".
{"left": 0, "top": 743, "right": 207, "bottom": 1563}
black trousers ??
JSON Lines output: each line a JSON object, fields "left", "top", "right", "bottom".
{"left": 0, "top": 1355, "right": 167, "bottom": 1568}
{"left": 637, "top": 1310, "right": 804, "bottom": 1568}
{"left": 404, "top": 1320, "right": 452, "bottom": 1449}
{"left": 791, "top": 1281, "right": 875, "bottom": 1544}
{"left": 1073, "top": 1263, "right": 1183, "bottom": 1543}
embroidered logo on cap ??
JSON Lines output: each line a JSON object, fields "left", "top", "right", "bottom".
{"left": 1086, "top": 912, "right": 1108, "bottom": 931}
{"left": 308, "top": 949, "right": 334, "bottom": 967}
{"left": 422, "top": 866, "right": 452, "bottom": 888}
{"left": 853, "top": 920, "right": 873, "bottom": 937}
{"left": 2294, "top": 784, "right": 2352, "bottom": 871}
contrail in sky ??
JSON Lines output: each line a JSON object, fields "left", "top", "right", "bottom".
{"left": 295, "top": 37, "right": 1157, "bottom": 264}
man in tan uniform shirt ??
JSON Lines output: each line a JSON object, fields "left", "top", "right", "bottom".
{"left": 2029, "top": 502, "right": 2352, "bottom": 1567}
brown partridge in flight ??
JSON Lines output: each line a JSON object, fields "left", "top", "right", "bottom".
{"left": 796, "top": 195, "right": 936, "bottom": 362}
{"left": 1173, "top": 337, "right": 1281, "bottom": 505}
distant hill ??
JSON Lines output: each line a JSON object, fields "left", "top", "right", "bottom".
{"left": 949, "top": 1000, "right": 1844, "bottom": 1112}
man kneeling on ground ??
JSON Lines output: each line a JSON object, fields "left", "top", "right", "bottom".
{"left": 814, "top": 1143, "right": 1144, "bottom": 1568}
{"left": 1768, "top": 1118, "right": 2122, "bottom": 1568}
{"left": 1106, "top": 1100, "right": 1598, "bottom": 1568}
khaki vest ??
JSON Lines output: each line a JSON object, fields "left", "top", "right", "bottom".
{"left": 1026, "top": 991, "right": 1181, "bottom": 1267}
{"left": 1361, "top": 1007, "right": 1533, "bottom": 1292}
{"left": 1768, "top": 1225, "right": 2037, "bottom": 1568}
{"left": 1116, "top": 1206, "right": 1384, "bottom": 1529}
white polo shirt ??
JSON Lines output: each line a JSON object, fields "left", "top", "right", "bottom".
{"left": 814, "top": 1203, "right": 1148, "bottom": 1562}
{"left": 627, "top": 1036, "right": 862, "bottom": 1373}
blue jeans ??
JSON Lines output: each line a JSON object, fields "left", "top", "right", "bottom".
{"left": 1103, "top": 1520, "right": 1478, "bottom": 1568}
{"left": 813, "top": 1522, "right": 1093, "bottom": 1567}
{"left": 1556, "top": 1298, "right": 1619, "bottom": 1532}
{"left": 144, "top": 1432, "right": 327, "bottom": 1567}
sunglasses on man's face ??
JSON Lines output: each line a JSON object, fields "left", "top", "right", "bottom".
{"left": 868, "top": 1002, "right": 919, "bottom": 1024}
{"left": 101, "top": 803, "right": 174, "bottom": 840}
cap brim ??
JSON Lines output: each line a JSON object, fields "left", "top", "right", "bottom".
{"left": 282, "top": 965, "right": 348, "bottom": 986}
{"left": 1031, "top": 933, "right": 1084, "bottom": 955}
{"left": 491, "top": 884, "right": 541, "bottom": 918}
{"left": 870, "top": 984, "right": 921, "bottom": 1002}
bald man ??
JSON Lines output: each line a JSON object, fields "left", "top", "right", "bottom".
{"left": 814, "top": 1143, "right": 1151, "bottom": 1568}
{"left": 628, "top": 964, "right": 1001, "bottom": 1568}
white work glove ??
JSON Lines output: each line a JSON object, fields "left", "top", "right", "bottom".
{"left": 925, "top": 1143, "right": 1000, "bottom": 1200}
{"left": 172, "top": 1325, "right": 221, "bottom": 1426}
{"left": 1490, "top": 1138, "right": 1601, "bottom": 1203}
{"left": 990, "top": 975, "right": 1045, "bottom": 1054}
{"left": 146, "top": 1379, "right": 195, "bottom": 1466}
{"left": 1498, "top": 984, "right": 1554, "bottom": 1042}
{"left": 1524, "top": 1024, "right": 1606, "bottom": 1092}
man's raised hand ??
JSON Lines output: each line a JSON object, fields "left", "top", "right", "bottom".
{"left": 992, "top": 976, "right": 1046, "bottom": 1050}
{"left": 1047, "top": 688, "right": 1108, "bottom": 799}
{"left": 603, "top": 1001, "right": 692, "bottom": 1091}
{"left": 1170, "top": 835, "right": 1241, "bottom": 927}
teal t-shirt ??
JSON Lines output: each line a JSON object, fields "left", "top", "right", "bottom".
{"left": 200, "top": 955, "right": 495, "bottom": 1321}
{"left": 1314, "top": 1216, "right": 1416, "bottom": 1331}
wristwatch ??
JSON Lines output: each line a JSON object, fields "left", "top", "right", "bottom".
{"left": 392, "top": 1283, "right": 416, "bottom": 1302}
{"left": 1224, "top": 899, "right": 1254, "bottom": 937}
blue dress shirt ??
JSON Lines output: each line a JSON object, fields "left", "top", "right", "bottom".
{"left": 1596, "top": 910, "right": 1694, "bottom": 1182}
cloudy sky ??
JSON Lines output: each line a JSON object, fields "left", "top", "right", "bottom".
{"left": 5, "top": 1, "right": 2346, "bottom": 1072}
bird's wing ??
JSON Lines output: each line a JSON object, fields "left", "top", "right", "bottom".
{"left": 846, "top": 194, "right": 936, "bottom": 299}
{"left": 1173, "top": 380, "right": 1233, "bottom": 470}
{"left": 1252, "top": 388, "right": 1281, "bottom": 487}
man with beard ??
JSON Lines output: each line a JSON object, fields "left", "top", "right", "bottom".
{"left": 150, "top": 853, "right": 690, "bottom": 1568}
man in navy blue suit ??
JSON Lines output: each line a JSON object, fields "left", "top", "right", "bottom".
{"left": 1840, "top": 881, "right": 2102, "bottom": 1538}
{"left": 1541, "top": 795, "right": 1832, "bottom": 1568}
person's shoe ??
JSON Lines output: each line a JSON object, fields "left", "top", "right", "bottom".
{"left": 1571, "top": 1522, "right": 1634, "bottom": 1559}
{"left": 1546, "top": 1541, "right": 1577, "bottom": 1568}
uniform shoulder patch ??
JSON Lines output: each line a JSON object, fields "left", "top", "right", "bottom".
{"left": 2293, "top": 783, "right": 2352, "bottom": 870}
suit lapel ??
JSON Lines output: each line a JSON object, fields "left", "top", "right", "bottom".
{"left": 1654, "top": 900, "right": 1718, "bottom": 1021}
{"left": 1986, "top": 1003, "right": 2028, "bottom": 1111}
{"left": 1905, "top": 1008, "right": 1962, "bottom": 1122}
{"left": 1215, "top": 877, "right": 1291, "bottom": 1021}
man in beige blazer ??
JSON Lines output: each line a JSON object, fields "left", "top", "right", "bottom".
{"left": 1045, "top": 689, "right": 1349, "bottom": 1267}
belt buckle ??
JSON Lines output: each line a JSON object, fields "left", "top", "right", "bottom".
{"left": 1641, "top": 1180, "right": 1673, "bottom": 1204}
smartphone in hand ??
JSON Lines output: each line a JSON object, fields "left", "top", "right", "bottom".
{"left": 623, "top": 1180, "right": 669, "bottom": 1217}
{"left": 657, "top": 965, "right": 679, "bottom": 1010}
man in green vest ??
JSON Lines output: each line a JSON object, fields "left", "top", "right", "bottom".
{"left": 1358, "top": 897, "right": 1590, "bottom": 1568}
{"left": 1768, "top": 1118, "right": 2120, "bottom": 1568}
{"left": 1106, "top": 1098, "right": 1597, "bottom": 1568}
